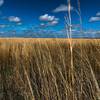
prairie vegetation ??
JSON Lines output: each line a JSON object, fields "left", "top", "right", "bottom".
{"left": 0, "top": 38, "right": 100, "bottom": 100}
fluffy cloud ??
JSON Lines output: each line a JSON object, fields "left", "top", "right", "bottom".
{"left": 39, "top": 14, "right": 59, "bottom": 26}
{"left": 53, "top": 4, "right": 73, "bottom": 13}
{"left": 96, "top": 12, "right": 100, "bottom": 16}
{"left": 8, "top": 16, "right": 21, "bottom": 23}
{"left": 39, "top": 14, "right": 55, "bottom": 21}
{"left": 89, "top": 17, "right": 100, "bottom": 22}
{"left": 0, "top": 0, "right": 4, "bottom": 7}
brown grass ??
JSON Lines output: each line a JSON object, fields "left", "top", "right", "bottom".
{"left": 0, "top": 38, "right": 100, "bottom": 100}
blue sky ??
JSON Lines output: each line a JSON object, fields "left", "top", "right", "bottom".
{"left": 0, "top": 0, "right": 100, "bottom": 38}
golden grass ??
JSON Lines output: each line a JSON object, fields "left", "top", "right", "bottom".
{"left": 0, "top": 38, "right": 100, "bottom": 100}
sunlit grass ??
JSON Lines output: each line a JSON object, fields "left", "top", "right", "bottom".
{"left": 0, "top": 38, "right": 100, "bottom": 100}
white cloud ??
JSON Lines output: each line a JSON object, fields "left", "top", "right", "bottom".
{"left": 40, "top": 20, "right": 59, "bottom": 27}
{"left": 96, "top": 12, "right": 100, "bottom": 16}
{"left": 89, "top": 17, "right": 100, "bottom": 22}
{"left": 48, "top": 20, "right": 58, "bottom": 26}
{"left": 39, "top": 14, "right": 59, "bottom": 26}
{"left": 8, "top": 16, "right": 21, "bottom": 23}
{"left": 53, "top": 4, "right": 73, "bottom": 13}
{"left": 0, "top": 0, "right": 4, "bottom": 7}
{"left": 89, "top": 12, "right": 100, "bottom": 22}
{"left": 39, "top": 14, "right": 55, "bottom": 21}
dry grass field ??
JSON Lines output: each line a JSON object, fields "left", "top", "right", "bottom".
{"left": 0, "top": 38, "right": 100, "bottom": 100}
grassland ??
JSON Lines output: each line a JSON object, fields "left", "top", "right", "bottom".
{"left": 0, "top": 38, "right": 100, "bottom": 100}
